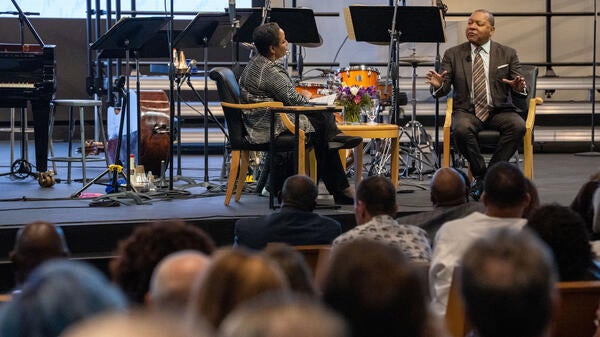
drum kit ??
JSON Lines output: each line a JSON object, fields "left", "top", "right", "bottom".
{"left": 293, "top": 60, "right": 438, "bottom": 181}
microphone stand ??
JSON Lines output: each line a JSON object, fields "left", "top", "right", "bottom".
{"left": 167, "top": 0, "right": 176, "bottom": 189}
{"left": 576, "top": 0, "right": 600, "bottom": 157}
{"left": 385, "top": 0, "right": 402, "bottom": 126}
{"left": 433, "top": 0, "right": 448, "bottom": 166}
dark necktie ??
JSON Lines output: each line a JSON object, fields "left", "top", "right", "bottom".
{"left": 472, "top": 47, "right": 489, "bottom": 122}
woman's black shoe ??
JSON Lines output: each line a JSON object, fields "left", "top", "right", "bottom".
{"left": 333, "top": 192, "right": 354, "bottom": 205}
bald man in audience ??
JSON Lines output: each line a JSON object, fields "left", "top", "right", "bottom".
{"left": 146, "top": 250, "right": 211, "bottom": 314}
{"left": 9, "top": 221, "right": 70, "bottom": 288}
{"left": 396, "top": 168, "right": 484, "bottom": 240}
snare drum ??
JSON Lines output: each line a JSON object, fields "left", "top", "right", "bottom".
{"left": 295, "top": 82, "right": 334, "bottom": 98}
{"left": 337, "top": 66, "right": 380, "bottom": 88}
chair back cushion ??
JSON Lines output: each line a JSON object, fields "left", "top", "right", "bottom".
{"left": 209, "top": 67, "right": 241, "bottom": 104}
{"left": 513, "top": 65, "right": 538, "bottom": 119}
{"left": 210, "top": 67, "right": 244, "bottom": 148}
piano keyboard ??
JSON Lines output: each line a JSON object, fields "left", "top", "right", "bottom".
{"left": 0, "top": 82, "right": 35, "bottom": 88}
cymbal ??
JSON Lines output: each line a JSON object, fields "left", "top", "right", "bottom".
{"left": 398, "top": 55, "right": 433, "bottom": 66}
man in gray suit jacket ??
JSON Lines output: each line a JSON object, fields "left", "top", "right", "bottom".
{"left": 426, "top": 9, "right": 528, "bottom": 201}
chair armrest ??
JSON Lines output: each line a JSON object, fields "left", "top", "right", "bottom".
{"left": 442, "top": 98, "right": 453, "bottom": 168}
{"left": 221, "top": 101, "right": 284, "bottom": 110}
{"left": 443, "top": 98, "right": 454, "bottom": 129}
{"left": 525, "top": 97, "right": 542, "bottom": 130}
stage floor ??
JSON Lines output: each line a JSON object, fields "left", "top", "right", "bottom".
{"left": 0, "top": 142, "right": 598, "bottom": 228}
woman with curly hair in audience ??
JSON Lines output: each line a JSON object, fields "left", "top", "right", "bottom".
{"left": 109, "top": 219, "right": 216, "bottom": 304}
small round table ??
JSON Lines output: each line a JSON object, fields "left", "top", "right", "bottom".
{"left": 337, "top": 123, "right": 400, "bottom": 187}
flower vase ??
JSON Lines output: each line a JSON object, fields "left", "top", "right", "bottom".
{"left": 343, "top": 104, "right": 361, "bottom": 124}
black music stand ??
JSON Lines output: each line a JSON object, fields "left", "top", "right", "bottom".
{"left": 347, "top": 6, "right": 445, "bottom": 181}
{"left": 76, "top": 17, "right": 169, "bottom": 203}
{"left": 233, "top": 8, "right": 321, "bottom": 46}
{"left": 172, "top": 13, "right": 239, "bottom": 191}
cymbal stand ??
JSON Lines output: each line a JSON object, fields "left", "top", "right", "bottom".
{"left": 398, "top": 58, "right": 438, "bottom": 181}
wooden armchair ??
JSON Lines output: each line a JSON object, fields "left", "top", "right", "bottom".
{"left": 442, "top": 65, "right": 542, "bottom": 180}
{"left": 209, "top": 67, "right": 315, "bottom": 206}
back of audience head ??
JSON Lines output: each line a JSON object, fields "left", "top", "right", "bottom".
{"left": 430, "top": 168, "right": 468, "bottom": 207}
{"left": 262, "top": 243, "right": 318, "bottom": 296}
{"left": 147, "top": 250, "right": 211, "bottom": 313}
{"left": 461, "top": 228, "right": 558, "bottom": 337}
{"left": 483, "top": 162, "right": 530, "bottom": 211}
{"left": 355, "top": 176, "right": 397, "bottom": 223}
{"left": 570, "top": 170, "right": 600, "bottom": 238}
{"left": 61, "top": 309, "right": 213, "bottom": 337}
{"left": 9, "top": 221, "right": 70, "bottom": 286}
{"left": 110, "top": 219, "right": 216, "bottom": 304}
{"left": 526, "top": 204, "right": 593, "bottom": 281}
{"left": 321, "top": 240, "right": 429, "bottom": 337}
{"left": 190, "top": 247, "right": 289, "bottom": 329}
{"left": 522, "top": 178, "right": 540, "bottom": 219}
{"left": 280, "top": 175, "right": 318, "bottom": 212}
{"left": 219, "top": 292, "right": 348, "bottom": 337}
{"left": 0, "top": 259, "right": 127, "bottom": 337}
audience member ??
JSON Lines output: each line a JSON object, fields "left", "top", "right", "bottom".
{"left": 522, "top": 178, "right": 540, "bottom": 219}
{"left": 0, "top": 260, "right": 127, "bottom": 337}
{"left": 218, "top": 292, "right": 348, "bottom": 337}
{"left": 461, "top": 228, "right": 558, "bottom": 337}
{"left": 9, "top": 221, "right": 70, "bottom": 288}
{"left": 332, "top": 176, "right": 431, "bottom": 262}
{"left": 526, "top": 204, "right": 600, "bottom": 281}
{"left": 262, "top": 243, "right": 318, "bottom": 296}
{"left": 110, "top": 219, "right": 216, "bottom": 304}
{"left": 322, "top": 240, "right": 439, "bottom": 337}
{"left": 189, "top": 247, "right": 289, "bottom": 329}
{"left": 61, "top": 310, "right": 214, "bottom": 337}
{"left": 235, "top": 175, "right": 341, "bottom": 250}
{"left": 146, "top": 250, "right": 211, "bottom": 314}
{"left": 430, "top": 162, "right": 530, "bottom": 315}
{"left": 571, "top": 171, "right": 600, "bottom": 240}
{"left": 396, "top": 168, "right": 484, "bottom": 241}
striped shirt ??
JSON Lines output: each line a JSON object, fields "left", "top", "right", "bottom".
{"left": 239, "top": 54, "right": 314, "bottom": 144}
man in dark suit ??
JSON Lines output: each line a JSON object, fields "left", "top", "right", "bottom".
{"left": 234, "top": 175, "right": 342, "bottom": 250}
{"left": 426, "top": 9, "right": 528, "bottom": 201}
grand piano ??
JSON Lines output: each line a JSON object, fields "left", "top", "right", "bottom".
{"left": 0, "top": 1, "right": 56, "bottom": 174}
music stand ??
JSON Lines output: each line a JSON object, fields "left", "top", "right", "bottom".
{"left": 234, "top": 8, "right": 321, "bottom": 46}
{"left": 78, "top": 17, "right": 169, "bottom": 202}
{"left": 173, "top": 12, "right": 239, "bottom": 190}
{"left": 347, "top": 6, "right": 445, "bottom": 181}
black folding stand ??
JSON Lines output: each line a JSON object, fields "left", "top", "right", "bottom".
{"left": 75, "top": 17, "right": 169, "bottom": 202}
{"left": 171, "top": 12, "right": 241, "bottom": 190}
{"left": 347, "top": 6, "right": 445, "bottom": 180}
